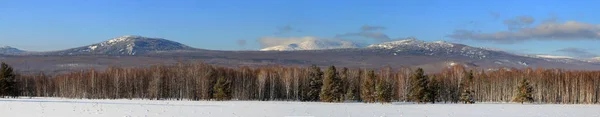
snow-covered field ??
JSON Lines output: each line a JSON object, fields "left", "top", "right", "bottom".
{"left": 1, "top": 98, "right": 599, "bottom": 117}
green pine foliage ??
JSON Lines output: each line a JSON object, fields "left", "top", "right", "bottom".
{"left": 320, "top": 66, "right": 343, "bottom": 102}
{"left": 0, "top": 62, "right": 18, "bottom": 98}
{"left": 424, "top": 75, "right": 439, "bottom": 103}
{"left": 459, "top": 70, "right": 475, "bottom": 104}
{"left": 344, "top": 85, "right": 357, "bottom": 101}
{"left": 361, "top": 70, "right": 376, "bottom": 103}
{"left": 375, "top": 79, "right": 392, "bottom": 103}
{"left": 513, "top": 78, "right": 534, "bottom": 104}
{"left": 409, "top": 68, "right": 428, "bottom": 103}
{"left": 302, "top": 65, "right": 323, "bottom": 101}
{"left": 212, "top": 76, "right": 231, "bottom": 101}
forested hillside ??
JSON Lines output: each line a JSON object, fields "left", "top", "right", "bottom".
{"left": 2, "top": 62, "right": 599, "bottom": 104}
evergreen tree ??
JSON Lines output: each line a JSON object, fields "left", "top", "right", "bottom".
{"left": 409, "top": 68, "right": 428, "bottom": 103}
{"left": 424, "top": 75, "right": 439, "bottom": 103}
{"left": 0, "top": 62, "right": 18, "bottom": 98}
{"left": 361, "top": 70, "right": 376, "bottom": 103}
{"left": 513, "top": 78, "right": 534, "bottom": 104}
{"left": 459, "top": 70, "right": 475, "bottom": 104}
{"left": 340, "top": 67, "right": 349, "bottom": 101}
{"left": 375, "top": 79, "right": 391, "bottom": 103}
{"left": 302, "top": 65, "right": 323, "bottom": 101}
{"left": 344, "top": 85, "right": 357, "bottom": 101}
{"left": 212, "top": 76, "right": 231, "bottom": 101}
{"left": 320, "top": 66, "right": 343, "bottom": 102}
{"left": 330, "top": 68, "right": 343, "bottom": 102}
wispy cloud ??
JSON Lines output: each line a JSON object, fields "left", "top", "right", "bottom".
{"left": 336, "top": 32, "right": 391, "bottom": 42}
{"left": 503, "top": 16, "right": 535, "bottom": 30}
{"left": 336, "top": 25, "right": 392, "bottom": 42}
{"left": 360, "top": 25, "right": 386, "bottom": 31}
{"left": 237, "top": 40, "right": 247, "bottom": 46}
{"left": 488, "top": 11, "right": 500, "bottom": 19}
{"left": 448, "top": 18, "right": 600, "bottom": 44}
{"left": 274, "top": 25, "right": 302, "bottom": 35}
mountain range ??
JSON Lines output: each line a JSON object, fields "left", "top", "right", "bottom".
{"left": 1, "top": 35, "right": 599, "bottom": 75}
{"left": 0, "top": 46, "right": 25, "bottom": 55}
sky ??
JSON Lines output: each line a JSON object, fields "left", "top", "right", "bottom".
{"left": 1, "top": 0, "right": 599, "bottom": 58}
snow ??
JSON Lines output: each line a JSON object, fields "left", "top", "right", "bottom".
{"left": 261, "top": 38, "right": 358, "bottom": 51}
{"left": 525, "top": 55, "right": 588, "bottom": 64}
{"left": 1, "top": 98, "right": 599, "bottom": 117}
{"left": 535, "top": 55, "right": 574, "bottom": 59}
{"left": 368, "top": 38, "right": 491, "bottom": 59}
{"left": 586, "top": 57, "right": 600, "bottom": 63}
{"left": 88, "top": 45, "right": 98, "bottom": 50}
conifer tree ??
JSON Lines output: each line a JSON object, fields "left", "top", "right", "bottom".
{"left": 513, "top": 78, "right": 534, "bottom": 104}
{"left": 409, "top": 68, "right": 428, "bottom": 103}
{"left": 344, "top": 85, "right": 357, "bottom": 101}
{"left": 330, "top": 68, "right": 343, "bottom": 102}
{"left": 424, "top": 75, "right": 439, "bottom": 103}
{"left": 320, "top": 66, "right": 343, "bottom": 102}
{"left": 459, "top": 70, "right": 475, "bottom": 104}
{"left": 302, "top": 65, "right": 323, "bottom": 101}
{"left": 213, "top": 76, "right": 231, "bottom": 101}
{"left": 361, "top": 70, "right": 376, "bottom": 103}
{"left": 375, "top": 79, "right": 391, "bottom": 103}
{"left": 0, "top": 62, "right": 18, "bottom": 98}
{"left": 340, "top": 67, "right": 349, "bottom": 101}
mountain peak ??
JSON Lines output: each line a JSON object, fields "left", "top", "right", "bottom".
{"left": 0, "top": 46, "right": 25, "bottom": 55}
{"left": 55, "top": 35, "right": 193, "bottom": 55}
{"left": 368, "top": 38, "right": 496, "bottom": 59}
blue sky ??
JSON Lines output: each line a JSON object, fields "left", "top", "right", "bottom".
{"left": 1, "top": 0, "right": 599, "bottom": 58}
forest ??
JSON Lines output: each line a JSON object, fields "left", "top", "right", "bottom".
{"left": 1, "top": 62, "right": 599, "bottom": 104}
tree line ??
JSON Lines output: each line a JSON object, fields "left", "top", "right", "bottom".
{"left": 3, "top": 62, "right": 599, "bottom": 104}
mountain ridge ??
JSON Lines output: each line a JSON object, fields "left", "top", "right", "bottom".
{"left": 2, "top": 35, "right": 600, "bottom": 75}
{"left": 0, "top": 46, "right": 26, "bottom": 55}
{"left": 48, "top": 35, "right": 195, "bottom": 56}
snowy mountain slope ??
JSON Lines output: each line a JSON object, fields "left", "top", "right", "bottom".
{"left": 585, "top": 57, "right": 600, "bottom": 63}
{"left": 50, "top": 35, "right": 194, "bottom": 55}
{"left": 0, "top": 46, "right": 25, "bottom": 55}
{"left": 522, "top": 55, "right": 588, "bottom": 64}
{"left": 260, "top": 38, "right": 359, "bottom": 51}
{"left": 366, "top": 38, "right": 500, "bottom": 59}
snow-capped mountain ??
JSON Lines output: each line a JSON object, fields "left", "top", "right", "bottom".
{"left": 52, "top": 35, "right": 194, "bottom": 55}
{"left": 366, "top": 38, "right": 498, "bottom": 59}
{"left": 586, "top": 57, "right": 600, "bottom": 63}
{"left": 0, "top": 46, "right": 25, "bottom": 55}
{"left": 260, "top": 38, "right": 359, "bottom": 51}
{"left": 516, "top": 54, "right": 600, "bottom": 64}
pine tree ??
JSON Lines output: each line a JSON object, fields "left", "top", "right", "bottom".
{"left": 375, "top": 79, "right": 391, "bottom": 103}
{"left": 344, "top": 85, "right": 357, "bottom": 101}
{"left": 320, "top": 66, "right": 343, "bottom": 102}
{"left": 424, "top": 75, "right": 439, "bottom": 103}
{"left": 302, "top": 65, "right": 323, "bottom": 101}
{"left": 330, "top": 68, "right": 343, "bottom": 102}
{"left": 361, "top": 70, "right": 376, "bottom": 103}
{"left": 340, "top": 67, "right": 349, "bottom": 101}
{"left": 213, "top": 76, "right": 231, "bottom": 101}
{"left": 459, "top": 70, "right": 475, "bottom": 104}
{"left": 0, "top": 62, "right": 18, "bottom": 98}
{"left": 513, "top": 78, "right": 534, "bottom": 104}
{"left": 409, "top": 68, "right": 428, "bottom": 103}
